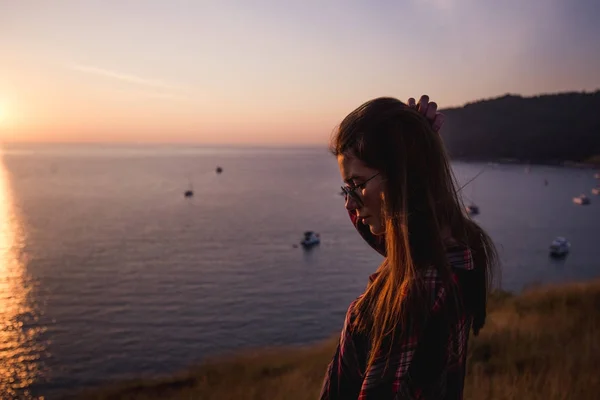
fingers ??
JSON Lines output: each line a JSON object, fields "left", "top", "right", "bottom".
{"left": 425, "top": 102, "right": 437, "bottom": 120}
{"left": 408, "top": 94, "right": 444, "bottom": 132}
{"left": 432, "top": 113, "right": 445, "bottom": 132}
{"left": 417, "top": 95, "right": 429, "bottom": 115}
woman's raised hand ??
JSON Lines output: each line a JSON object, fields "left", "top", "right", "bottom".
{"left": 407, "top": 95, "right": 445, "bottom": 133}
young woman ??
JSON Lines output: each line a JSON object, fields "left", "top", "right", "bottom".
{"left": 320, "top": 95, "right": 498, "bottom": 399}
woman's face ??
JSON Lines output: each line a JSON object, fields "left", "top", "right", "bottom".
{"left": 338, "top": 153, "right": 385, "bottom": 235}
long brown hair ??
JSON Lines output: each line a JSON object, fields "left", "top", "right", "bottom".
{"left": 330, "top": 97, "right": 498, "bottom": 370}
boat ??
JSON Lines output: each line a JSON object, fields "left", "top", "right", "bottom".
{"left": 465, "top": 204, "right": 480, "bottom": 216}
{"left": 184, "top": 178, "right": 194, "bottom": 198}
{"left": 549, "top": 237, "right": 570, "bottom": 258}
{"left": 592, "top": 187, "right": 600, "bottom": 195}
{"left": 573, "top": 194, "right": 590, "bottom": 205}
{"left": 300, "top": 231, "right": 320, "bottom": 248}
{"left": 465, "top": 181, "right": 480, "bottom": 216}
{"left": 216, "top": 166, "right": 223, "bottom": 174}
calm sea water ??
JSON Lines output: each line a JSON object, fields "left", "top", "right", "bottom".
{"left": 1, "top": 144, "right": 599, "bottom": 399}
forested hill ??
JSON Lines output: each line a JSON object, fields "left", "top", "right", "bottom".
{"left": 440, "top": 90, "right": 600, "bottom": 164}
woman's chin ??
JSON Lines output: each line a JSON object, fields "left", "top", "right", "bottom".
{"left": 369, "top": 224, "right": 385, "bottom": 236}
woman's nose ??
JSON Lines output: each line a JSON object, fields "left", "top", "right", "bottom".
{"left": 345, "top": 195, "right": 359, "bottom": 211}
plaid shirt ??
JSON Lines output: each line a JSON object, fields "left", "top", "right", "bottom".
{"left": 320, "top": 211, "right": 474, "bottom": 400}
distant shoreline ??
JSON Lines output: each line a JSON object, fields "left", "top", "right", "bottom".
{"left": 452, "top": 157, "right": 600, "bottom": 169}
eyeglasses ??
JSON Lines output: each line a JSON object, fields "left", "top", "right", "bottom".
{"left": 340, "top": 173, "right": 380, "bottom": 206}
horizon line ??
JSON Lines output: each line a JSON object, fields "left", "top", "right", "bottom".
{"left": 0, "top": 141, "right": 330, "bottom": 148}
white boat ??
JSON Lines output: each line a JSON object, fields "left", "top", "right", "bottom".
{"left": 301, "top": 231, "right": 320, "bottom": 248}
{"left": 549, "top": 237, "right": 570, "bottom": 258}
{"left": 573, "top": 194, "right": 591, "bottom": 205}
{"left": 466, "top": 204, "right": 480, "bottom": 216}
{"left": 592, "top": 187, "right": 600, "bottom": 195}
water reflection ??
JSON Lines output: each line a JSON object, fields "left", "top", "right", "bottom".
{"left": 0, "top": 152, "right": 45, "bottom": 399}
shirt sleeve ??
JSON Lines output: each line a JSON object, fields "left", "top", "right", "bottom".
{"left": 319, "top": 299, "right": 364, "bottom": 400}
{"left": 321, "top": 270, "right": 450, "bottom": 400}
{"left": 362, "top": 270, "right": 449, "bottom": 398}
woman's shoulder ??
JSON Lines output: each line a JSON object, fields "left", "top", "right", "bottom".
{"left": 345, "top": 294, "right": 364, "bottom": 319}
{"left": 418, "top": 246, "right": 474, "bottom": 308}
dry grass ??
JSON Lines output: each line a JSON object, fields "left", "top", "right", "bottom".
{"left": 69, "top": 280, "right": 600, "bottom": 400}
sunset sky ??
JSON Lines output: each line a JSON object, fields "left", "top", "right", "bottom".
{"left": 1, "top": 0, "right": 599, "bottom": 145}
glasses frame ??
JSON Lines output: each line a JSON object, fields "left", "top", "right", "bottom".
{"left": 340, "top": 172, "right": 381, "bottom": 206}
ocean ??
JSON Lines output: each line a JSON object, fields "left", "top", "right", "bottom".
{"left": 1, "top": 144, "right": 599, "bottom": 399}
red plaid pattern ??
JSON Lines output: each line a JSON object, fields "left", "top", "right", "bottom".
{"left": 320, "top": 245, "right": 474, "bottom": 400}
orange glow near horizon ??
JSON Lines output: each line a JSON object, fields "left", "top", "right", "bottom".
{"left": 2, "top": 1, "right": 599, "bottom": 145}
{"left": 0, "top": 101, "right": 7, "bottom": 125}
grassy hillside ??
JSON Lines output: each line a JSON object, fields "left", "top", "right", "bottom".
{"left": 69, "top": 279, "right": 600, "bottom": 400}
